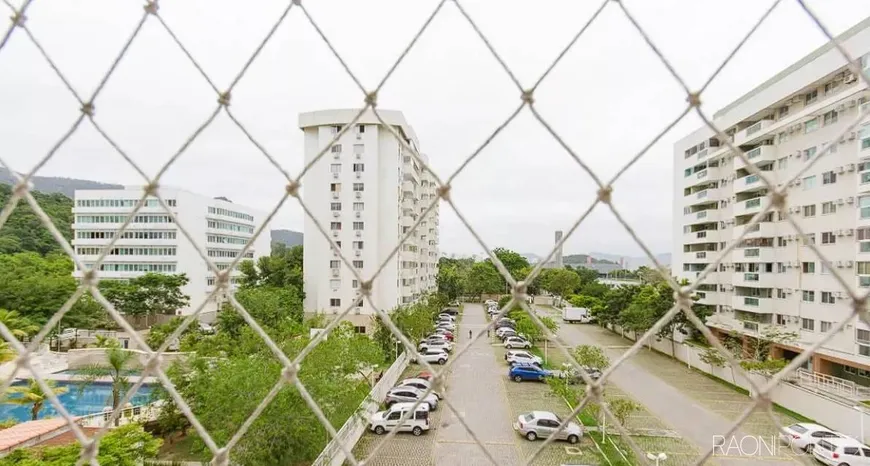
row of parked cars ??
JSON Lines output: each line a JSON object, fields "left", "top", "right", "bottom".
{"left": 503, "top": 349, "right": 602, "bottom": 384}
{"left": 409, "top": 310, "right": 460, "bottom": 365}
{"left": 369, "top": 372, "right": 439, "bottom": 436}
{"left": 780, "top": 422, "right": 870, "bottom": 465}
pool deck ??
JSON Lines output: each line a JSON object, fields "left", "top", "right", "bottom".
{"left": 39, "top": 372, "right": 159, "bottom": 385}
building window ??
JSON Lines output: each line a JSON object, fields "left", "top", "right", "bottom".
{"left": 352, "top": 279, "right": 359, "bottom": 288}
{"left": 822, "top": 201, "right": 836, "bottom": 215}
{"left": 330, "top": 222, "right": 341, "bottom": 231}
{"left": 822, "top": 171, "right": 837, "bottom": 185}
{"left": 330, "top": 203, "right": 341, "bottom": 211}
{"left": 801, "top": 318, "right": 815, "bottom": 332}
{"left": 353, "top": 183, "right": 364, "bottom": 192}
{"left": 330, "top": 298, "right": 341, "bottom": 307}
{"left": 353, "top": 202, "right": 364, "bottom": 211}
{"left": 352, "top": 163, "right": 364, "bottom": 172}
{"left": 331, "top": 183, "right": 341, "bottom": 192}
{"left": 804, "top": 118, "right": 819, "bottom": 134}
{"left": 357, "top": 125, "right": 366, "bottom": 134}
{"left": 861, "top": 197, "right": 870, "bottom": 219}
{"left": 331, "top": 145, "right": 342, "bottom": 154}
{"left": 779, "top": 106, "right": 789, "bottom": 119}
{"left": 330, "top": 279, "right": 340, "bottom": 289}
{"left": 858, "top": 328, "right": 870, "bottom": 344}
{"left": 823, "top": 110, "right": 838, "bottom": 126}
{"left": 821, "top": 292, "right": 836, "bottom": 304}
{"left": 777, "top": 157, "right": 788, "bottom": 170}
{"left": 803, "top": 147, "right": 817, "bottom": 161}
{"left": 803, "top": 204, "right": 816, "bottom": 217}
{"left": 353, "top": 241, "right": 364, "bottom": 250}
{"left": 821, "top": 232, "right": 836, "bottom": 244}
{"left": 802, "top": 290, "right": 815, "bottom": 302}
{"left": 801, "top": 262, "right": 815, "bottom": 273}
{"left": 353, "top": 221, "right": 364, "bottom": 230}
{"left": 824, "top": 81, "right": 839, "bottom": 95}
{"left": 330, "top": 163, "right": 341, "bottom": 174}
{"left": 802, "top": 233, "right": 816, "bottom": 245}
{"left": 802, "top": 176, "right": 815, "bottom": 190}
{"left": 805, "top": 89, "right": 818, "bottom": 105}
{"left": 354, "top": 326, "right": 367, "bottom": 334}
{"left": 329, "top": 260, "right": 340, "bottom": 269}
{"left": 821, "top": 321, "right": 833, "bottom": 333}
{"left": 353, "top": 260, "right": 363, "bottom": 268}
{"left": 776, "top": 288, "right": 787, "bottom": 298}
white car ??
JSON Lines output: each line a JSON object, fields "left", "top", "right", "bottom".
{"left": 369, "top": 402, "right": 430, "bottom": 436}
{"left": 396, "top": 378, "right": 441, "bottom": 399}
{"left": 411, "top": 349, "right": 449, "bottom": 365}
{"left": 419, "top": 340, "right": 453, "bottom": 353}
{"left": 496, "top": 327, "right": 516, "bottom": 338}
{"left": 506, "top": 351, "right": 543, "bottom": 366}
{"left": 504, "top": 336, "right": 531, "bottom": 349}
{"left": 384, "top": 387, "right": 438, "bottom": 410}
{"left": 812, "top": 437, "right": 870, "bottom": 465}
{"left": 485, "top": 300, "right": 497, "bottom": 306}
{"left": 779, "top": 422, "right": 844, "bottom": 452}
{"left": 437, "top": 323, "right": 456, "bottom": 331}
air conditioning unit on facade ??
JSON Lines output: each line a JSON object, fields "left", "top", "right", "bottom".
{"left": 354, "top": 307, "right": 361, "bottom": 315}
{"left": 847, "top": 197, "right": 856, "bottom": 204}
{"left": 848, "top": 163, "right": 857, "bottom": 171}
{"left": 838, "top": 166, "right": 846, "bottom": 174}
{"left": 837, "top": 261, "right": 845, "bottom": 267}
{"left": 837, "top": 229, "right": 846, "bottom": 236}
{"left": 846, "top": 229, "right": 855, "bottom": 236}
{"left": 331, "top": 269, "right": 339, "bottom": 277}
{"left": 837, "top": 104, "right": 847, "bottom": 112}
{"left": 849, "top": 98, "right": 858, "bottom": 106}
{"left": 838, "top": 198, "right": 846, "bottom": 205}
{"left": 333, "top": 152, "right": 340, "bottom": 159}
{"left": 847, "top": 260, "right": 855, "bottom": 268}
{"left": 355, "top": 250, "right": 361, "bottom": 257}
{"left": 355, "top": 192, "right": 362, "bottom": 199}
{"left": 785, "top": 288, "right": 794, "bottom": 293}
{"left": 850, "top": 132, "right": 857, "bottom": 141}
{"left": 333, "top": 172, "right": 339, "bottom": 179}
{"left": 794, "top": 178, "right": 803, "bottom": 185}
{"left": 332, "top": 192, "right": 339, "bottom": 199}
{"left": 355, "top": 230, "right": 362, "bottom": 237}
{"left": 356, "top": 134, "right": 362, "bottom": 140}
{"left": 332, "top": 211, "right": 340, "bottom": 218}
{"left": 355, "top": 172, "right": 362, "bottom": 179}
{"left": 355, "top": 211, "right": 361, "bottom": 218}
{"left": 331, "top": 230, "right": 339, "bottom": 238}
{"left": 355, "top": 153, "right": 362, "bottom": 159}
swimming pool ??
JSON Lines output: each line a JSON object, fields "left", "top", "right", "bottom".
{"left": 52, "top": 369, "right": 141, "bottom": 377}
{"left": 0, "top": 381, "right": 154, "bottom": 422}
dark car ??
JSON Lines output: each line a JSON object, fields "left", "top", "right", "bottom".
{"left": 508, "top": 364, "right": 552, "bottom": 382}
{"left": 441, "top": 307, "right": 460, "bottom": 316}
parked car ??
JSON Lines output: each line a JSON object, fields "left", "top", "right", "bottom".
{"left": 411, "top": 349, "right": 449, "bottom": 365}
{"left": 369, "top": 402, "right": 431, "bottom": 436}
{"left": 812, "top": 437, "right": 870, "bottom": 465}
{"left": 441, "top": 307, "right": 460, "bottom": 315}
{"left": 504, "top": 349, "right": 540, "bottom": 362}
{"left": 513, "top": 411, "right": 582, "bottom": 444}
{"left": 495, "top": 327, "right": 516, "bottom": 338}
{"left": 396, "top": 378, "right": 441, "bottom": 399}
{"left": 419, "top": 340, "right": 453, "bottom": 353}
{"left": 485, "top": 300, "right": 497, "bottom": 306}
{"left": 438, "top": 314, "right": 456, "bottom": 322}
{"left": 506, "top": 351, "right": 543, "bottom": 366}
{"left": 504, "top": 336, "right": 531, "bottom": 349}
{"left": 433, "top": 331, "right": 454, "bottom": 341}
{"left": 437, "top": 322, "right": 456, "bottom": 331}
{"left": 384, "top": 387, "right": 438, "bottom": 410}
{"left": 415, "top": 371, "right": 434, "bottom": 381}
{"left": 509, "top": 364, "right": 552, "bottom": 382}
{"left": 779, "top": 423, "right": 844, "bottom": 452}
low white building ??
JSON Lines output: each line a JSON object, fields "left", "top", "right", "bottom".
{"left": 71, "top": 187, "right": 270, "bottom": 321}
{"left": 299, "top": 109, "right": 439, "bottom": 333}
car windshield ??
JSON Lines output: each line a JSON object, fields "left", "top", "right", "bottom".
{"left": 522, "top": 414, "right": 535, "bottom": 423}
{"left": 817, "top": 440, "right": 835, "bottom": 451}
{"left": 788, "top": 424, "right": 808, "bottom": 434}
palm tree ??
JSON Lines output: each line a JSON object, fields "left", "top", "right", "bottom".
{"left": 6, "top": 378, "right": 68, "bottom": 420}
{"left": 0, "top": 341, "right": 15, "bottom": 364}
{"left": 77, "top": 347, "right": 136, "bottom": 425}
{"left": 0, "top": 310, "right": 39, "bottom": 340}
{"left": 93, "top": 335, "right": 120, "bottom": 349}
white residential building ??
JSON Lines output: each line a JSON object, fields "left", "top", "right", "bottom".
{"left": 299, "top": 109, "right": 439, "bottom": 333}
{"left": 72, "top": 187, "right": 270, "bottom": 321}
{"left": 673, "top": 17, "right": 870, "bottom": 383}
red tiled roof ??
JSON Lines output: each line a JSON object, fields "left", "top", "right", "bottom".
{"left": 0, "top": 418, "right": 76, "bottom": 452}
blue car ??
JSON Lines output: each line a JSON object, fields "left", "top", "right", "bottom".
{"left": 508, "top": 364, "right": 552, "bottom": 382}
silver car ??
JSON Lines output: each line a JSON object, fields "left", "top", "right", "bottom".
{"left": 385, "top": 387, "right": 438, "bottom": 410}
{"left": 513, "top": 411, "right": 582, "bottom": 444}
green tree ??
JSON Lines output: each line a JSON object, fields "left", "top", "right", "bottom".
{"left": 635, "top": 265, "right": 666, "bottom": 285}
{"left": 465, "top": 261, "right": 503, "bottom": 297}
{"left": 436, "top": 264, "right": 464, "bottom": 301}
{"left": 567, "top": 295, "right": 604, "bottom": 314}
{"left": 239, "top": 244, "right": 304, "bottom": 292}
{"left": 599, "top": 285, "right": 640, "bottom": 326}
{"left": 217, "top": 286, "right": 303, "bottom": 338}
{"left": 539, "top": 268, "right": 581, "bottom": 298}
{"left": 0, "top": 310, "right": 39, "bottom": 339}
{"left": 568, "top": 266, "right": 600, "bottom": 288}
{"left": 492, "top": 248, "right": 530, "bottom": 281}
{"left": 578, "top": 281, "right": 609, "bottom": 299}
{"left": 0, "top": 185, "right": 73, "bottom": 256}
{"left": 101, "top": 273, "right": 190, "bottom": 327}
{"left": 607, "top": 398, "right": 641, "bottom": 427}
{"left": 146, "top": 316, "right": 202, "bottom": 349}
{"left": 573, "top": 344, "right": 610, "bottom": 370}
{"left": 76, "top": 347, "right": 136, "bottom": 425}
{"left": 5, "top": 379, "right": 69, "bottom": 421}
{"left": 0, "top": 253, "right": 77, "bottom": 323}
{"left": 0, "top": 424, "right": 160, "bottom": 466}
{"left": 0, "top": 341, "right": 14, "bottom": 364}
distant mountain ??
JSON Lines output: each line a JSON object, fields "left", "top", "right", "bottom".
{"left": 563, "top": 254, "right": 616, "bottom": 265}
{"left": 272, "top": 229, "right": 303, "bottom": 248}
{"left": 0, "top": 168, "right": 121, "bottom": 198}
{"left": 590, "top": 252, "right": 671, "bottom": 270}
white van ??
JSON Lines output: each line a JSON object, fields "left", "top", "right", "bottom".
{"left": 813, "top": 437, "right": 870, "bottom": 465}
{"left": 369, "top": 402, "right": 431, "bottom": 436}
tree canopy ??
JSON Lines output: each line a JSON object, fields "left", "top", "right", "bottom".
{"left": 0, "top": 185, "right": 73, "bottom": 256}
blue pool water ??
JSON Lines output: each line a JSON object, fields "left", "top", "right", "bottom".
{"left": 53, "top": 369, "right": 141, "bottom": 377}
{"left": 0, "top": 381, "right": 153, "bottom": 422}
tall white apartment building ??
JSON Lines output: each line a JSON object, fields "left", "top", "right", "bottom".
{"left": 673, "top": 17, "right": 870, "bottom": 384}
{"left": 72, "top": 187, "right": 270, "bottom": 320}
{"left": 299, "top": 109, "right": 439, "bottom": 333}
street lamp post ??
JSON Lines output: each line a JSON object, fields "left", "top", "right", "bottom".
{"left": 646, "top": 452, "right": 667, "bottom": 466}
{"left": 855, "top": 405, "right": 866, "bottom": 443}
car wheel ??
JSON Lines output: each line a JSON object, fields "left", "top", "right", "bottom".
{"left": 506, "top": 344, "right": 513, "bottom": 349}
{"left": 374, "top": 426, "right": 385, "bottom": 435}
{"left": 513, "top": 375, "right": 523, "bottom": 382}
{"left": 412, "top": 426, "right": 423, "bottom": 436}
{"left": 439, "top": 358, "right": 446, "bottom": 365}
{"left": 526, "top": 431, "right": 537, "bottom": 441}
{"left": 804, "top": 444, "right": 814, "bottom": 453}
{"left": 568, "top": 435, "right": 579, "bottom": 444}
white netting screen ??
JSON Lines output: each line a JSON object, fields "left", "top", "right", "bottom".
{"left": 1, "top": 0, "right": 869, "bottom": 465}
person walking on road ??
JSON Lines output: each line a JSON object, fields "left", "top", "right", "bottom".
{"left": 468, "top": 330, "right": 472, "bottom": 340}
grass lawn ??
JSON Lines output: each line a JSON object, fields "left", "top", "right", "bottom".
{"left": 529, "top": 339, "right": 570, "bottom": 369}
{"left": 157, "top": 432, "right": 211, "bottom": 462}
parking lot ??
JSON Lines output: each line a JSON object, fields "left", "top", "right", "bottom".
{"left": 354, "top": 304, "right": 610, "bottom": 465}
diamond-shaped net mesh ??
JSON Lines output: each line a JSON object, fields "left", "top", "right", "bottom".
{"left": 1, "top": 0, "right": 869, "bottom": 465}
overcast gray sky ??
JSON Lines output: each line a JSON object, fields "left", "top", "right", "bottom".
{"left": 3, "top": 0, "right": 870, "bottom": 259}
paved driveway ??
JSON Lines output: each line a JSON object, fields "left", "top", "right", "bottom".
{"left": 549, "top": 311, "right": 806, "bottom": 466}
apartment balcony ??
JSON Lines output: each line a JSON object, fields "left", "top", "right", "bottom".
{"left": 732, "top": 295, "right": 774, "bottom": 314}
{"left": 732, "top": 222, "right": 776, "bottom": 241}
{"left": 684, "top": 229, "right": 717, "bottom": 245}
{"left": 734, "top": 120, "right": 774, "bottom": 146}
{"left": 734, "top": 145, "right": 777, "bottom": 170}
{"left": 684, "top": 167, "right": 717, "bottom": 188}
{"left": 732, "top": 196, "right": 769, "bottom": 217}
{"left": 684, "top": 209, "right": 718, "bottom": 226}
{"left": 733, "top": 271, "right": 775, "bottom": 288}
{"left": 402, "top": 180, "right": 416, "bottom": 194}
{"left": 685, "top": 188, "right": 722, "bottom": 207}
{"left": 739, "top": 246, "right": 776, "bottom": 262}
{"left": 695, "top": 290, "right": 722, "bottom": 306}
{"left": 733, "top": 173, "right": 765, "bottom": 194}
{"left": 683, "top": 250, "right": 713, "bottom": 264}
